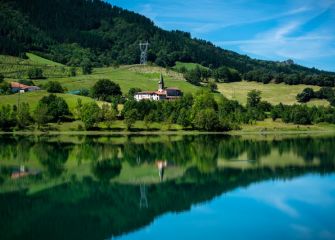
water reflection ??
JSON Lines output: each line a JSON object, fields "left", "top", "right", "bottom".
{"left": 92, "top": 158, "right": 122, "bottom": 182}
{"left": 0, "top": 134, "right": 334, "bottom": 239}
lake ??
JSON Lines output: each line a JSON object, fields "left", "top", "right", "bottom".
{"left": 0, "top": 134, "right": 334, "bottom": 240}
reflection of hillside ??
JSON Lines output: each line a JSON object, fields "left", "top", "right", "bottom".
{"left": 0, "top": 165, "right": 334, "bottom": 240}
{"left": 1, "top": 135, "right": 335, "bottom": 191}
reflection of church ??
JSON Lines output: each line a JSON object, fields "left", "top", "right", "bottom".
{"left": 139, "top": 160, "right": 167, "bottom": 209}
{"left": 156, "top": 160, "right": 167, "bottom": 181}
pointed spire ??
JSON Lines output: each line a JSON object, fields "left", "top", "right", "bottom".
{"left": 159, "top": 73, "right": 163, "bottom": 83}
{"left": 158, "top": 73, "right": 164, "bottom": 91}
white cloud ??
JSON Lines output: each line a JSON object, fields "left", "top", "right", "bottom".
{"left": 236, "top": 22, "right": 335, "bottom": 60}
{"left": 232, "top": 175, "right": 335, "bottom": 218}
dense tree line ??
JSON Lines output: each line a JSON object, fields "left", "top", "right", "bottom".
{"left": 244, "top": 69, "right": 335, "bottom": 87}
{"left": 0, "top": 94, "right": 70, "bottom": 130}
{"left": 121, "top": 90, "right": 271, "bottom": 131}
{"left": 271, "top": 103, "right": 335, "bottom": 125}
{"left": 296, "top": 87, "right": 335, "bottom": 106}
{"left": 179, "top": 65, "right": 241, "bottom": 86}
{"left": 1, "top": 79, "right": 335, "bottom": 132}
{"left": 1, "top": 0, "right": 334, "bottom": 87}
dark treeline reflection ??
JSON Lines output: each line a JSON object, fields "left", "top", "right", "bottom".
{"left": 0, "top": 135, "right": 335, "bottom": 239}
{"left": 0, "top": 135, "right": 335, "bottom": 180}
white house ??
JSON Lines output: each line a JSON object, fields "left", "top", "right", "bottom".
{"left": 134, "top": 91, "right": 166, "bottom": 101}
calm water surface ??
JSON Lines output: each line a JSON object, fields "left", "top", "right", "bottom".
{"left": 0, "top": 134, "right": 334, "bottom": 240}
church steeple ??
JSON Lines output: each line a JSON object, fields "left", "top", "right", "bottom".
{"left": 158, "top": 73, "right": 164, "bottom": 91}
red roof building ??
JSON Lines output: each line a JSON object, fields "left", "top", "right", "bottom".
{"left": 11, "top": 82, "right": 40, "bottom": 93}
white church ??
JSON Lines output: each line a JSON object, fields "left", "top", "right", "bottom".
{"left": 134, "top": 74, "right": 182, "bottom": 101}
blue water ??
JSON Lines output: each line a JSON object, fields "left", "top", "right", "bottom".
{"left": 116, "top": 174, "right": 335, "bottom": 240}
{"left": 1, "top": 135, "right": 335, "bottom": 240}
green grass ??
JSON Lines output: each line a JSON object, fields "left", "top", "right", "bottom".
{"left": 1, "top": 54, "right": 332, "bottom": 108}
{"left": 1, "top": 54, "right": 200, "bottom": 95}
{"left": 0, "top": 91, "right": 104, "bottom": 112}
{"left": 232, "top": 118, "right": 335, "bottom": 133}
{"left": 34, "top": 65, "right": 201, "bottom": 95}
{"left": 217, "top": 81, "right": 329, "bottom": 106}
{"left": 0, "top": 54, "right": 202, "bottom": 112}
{"left": 26, "top": 52, "right": 64, "bottom": 66}
{"left": 173, "top": 61, "right": 209, "bottom": 71}
{"left": 0, "top": 53, "right": 74, "bottom": 79}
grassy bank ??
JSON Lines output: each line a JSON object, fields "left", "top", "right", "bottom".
{"left": 1, "top": 119, "right": 335, "bottom": 135}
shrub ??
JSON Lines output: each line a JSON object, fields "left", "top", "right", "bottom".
{"left": 193, "top": 108, "right": 220, "bottom": 131}
{"left": 91, "top": 79, "right": 122, "bottom": 101}
{"left": 28, "top": 68, "right": 44, "bottom": 79}
{"left": 46, "top": 81, "right": 64, "bottom": 93}
{"left": 80, "top": 102, "right": 101, "bottom": 129}
{"left": 38, "top": 94, "right": 70, "bottom": 121}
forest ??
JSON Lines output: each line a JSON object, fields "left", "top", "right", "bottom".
{"left": 1, "top": 0, "right": 335, "bottom": 87}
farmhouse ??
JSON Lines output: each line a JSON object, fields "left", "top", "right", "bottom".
{"left": 134, "top": 74, "right": 182, "bottom": 101}
{"left": 11, "top": 82, "right": 40, "bottom": 93}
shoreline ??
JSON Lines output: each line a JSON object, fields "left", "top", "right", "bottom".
{"left": 1, "top": 129, "right": 335, "bottom": 136}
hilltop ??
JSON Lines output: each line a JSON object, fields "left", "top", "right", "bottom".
{"left": 1, "top": 0, "right": 335, "bottom": 87}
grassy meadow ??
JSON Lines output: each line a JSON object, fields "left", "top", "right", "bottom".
{"left": 173, "top": 61, "right": 209, "bottom": 71}
{"left": 0, "top": 91, "right": 108, "bottom": 113}
{"left": 40, "top": 65, "right": 200, "bottom": 94}
{"left": 217, "top": 81, "right": 329, "bottom": 106}
{"left": 0, "top": 53, "right": 332, "bottom": 119}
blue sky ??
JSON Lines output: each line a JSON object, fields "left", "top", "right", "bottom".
{"left": 107, "top": 0, "right": 335, "bottom": 71}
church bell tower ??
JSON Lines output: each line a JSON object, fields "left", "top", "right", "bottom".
{"left": 158, "top": 73, "right": 164, "bottom": 92}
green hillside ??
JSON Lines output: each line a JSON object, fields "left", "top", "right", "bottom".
{"left": 26, "top": 52, "right": 64, "bottom": 66}
{"left": 217, "top": 81, "right": 329, "bottom": 106}
{"left": 0, "top": 53, "right": 332, "bottom": 110}
{"left": 39, "top": 65, "right": 200, "bottom": 94}
{"left": 0, "top": 53, "right": 75, "bottom": 79}
{"left": 1, "top": 0, "right": 334, "bottom": 87}
{"left": 0, "top": 91, "right": 106, "bottom": 112}
{"left": 173, "top": 61, "right": 209, "bottom": 71}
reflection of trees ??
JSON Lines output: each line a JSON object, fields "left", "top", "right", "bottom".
{"left": 33, "top": 142, "right": 71, "bottom": 177}
{"left": 15, "top": 138, "right": 34, "bottom": 163}
{"left": 1, "top": 134, "right": 335, "bottom": 180}
{"left": 0, "top": 136, "right": 34, "bottom": 162}
{"left": 92, "top": 158, "right": 122, "bottom": 182}
{"left": 293, "top": 137, "right": 335, "bottom": 165}
{"left": 191, "top": 136, "right": 219, "bottom": 173}
{"left": 217, "top": 137, "right": 271, "bottom": 162}
{"left": 273, "top": 137, "right": 335, "bottom": 165}
{"left": 0, "top": 136, "right": 18, "bottom": 160}
{"left": 218, "top": 137, "right": 244, "bottom": 160}
{"left": 245, "top": 140, "right": 271, "bottom": 162}
{"left": 121, "top": 138, "right": 193, "bottom": 166}
{"left": 75, "top": 137, "right": 122, "bottom": 165}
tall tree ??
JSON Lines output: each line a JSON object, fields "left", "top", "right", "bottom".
{"left": 247, "top": 90, "right": 262, "bottom": 108}
{"left": 91, "top": 79, "right": 122, "bottom": 101}
{"left": 80, "top": 102, "right": 101, "bottom": 129}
